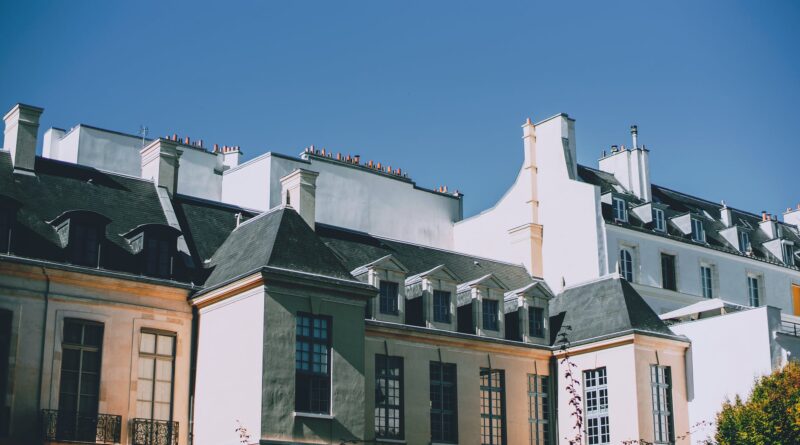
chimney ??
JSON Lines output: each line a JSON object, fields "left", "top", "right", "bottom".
{"left": 720, "top": 201, "right": 733, "bottom": 227}
{"left": 598, "top": 124, "right": 651, "bottom": 202}
{"left": 140, "top": 138, "right": 182, "bottom": 196}
{"left": 222, "top": 145, "right": 242, "bottom": 169}
{"left": 280, "top": 168, "right": 319, "bottom": 230}
{"left": 631, "top": 125, "right": 638, "bottom": 149}
{"left": 759, "top": 210, "right": 778, "bottom": 239}
{"left": 784, "top": 204, "right": 800, "bottom": 229}
{"left": 3, "top": 103, "right": 43, "bottom": 172}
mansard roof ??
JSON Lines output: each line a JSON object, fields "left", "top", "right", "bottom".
{"left": 577, "top": 164, "right": 800, "bottom": 269}
{"left": 549, "top": 276, "right": 682, "bottom": 346}
{"left": 203, "top": 207, "right": 357, "bottom": 288}
{"left": 316, "top": 223, "right": 537, "bottom": 291}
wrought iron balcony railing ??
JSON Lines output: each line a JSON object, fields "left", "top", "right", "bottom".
{"left": 41, "top": 409, "right": 122, "bottom": 444}
{"left": 780, "top": 319, "right": 800, "bottom": 337}
{"left": 131, "top": 418, "right": 179, "bottom": 445}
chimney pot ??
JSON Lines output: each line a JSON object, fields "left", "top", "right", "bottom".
{"left": 172, "top": 133, "right": 178, "bottom": 141}
{"left": 184, "top": 136, "right": 190, "bottom": 145}
{"left": 762, "top": 211, "right": 768, "bottom": 221}
{"left": 354, "top": 155, "right": 360, "bottom": 164}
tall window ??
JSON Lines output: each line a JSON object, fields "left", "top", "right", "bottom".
{"left": 584, "top": 367, "right": 610, "bottom": 445}
{"left": 136, "top": 331, "right": 175, "bottom": 421}
{"left": 480, "top": 368, "right": 506, "bottom": 445}
{"left": 660, "top": 254, "right": 676, "bottom": 291}
{"left": 375, "top": 355, "right": 403, "bottom": 440}
{"left": 482, "top": 300, "right": 499, "bottom": 331}
{"left": 738, "top": 230, "right": 751, "bottom": 253}
{"left": 66, "top": 222, "right": 100, "bottom": 267}
{"left": 295, "top": 313, "right": 331, "bottom": 414}
{"left": 430, "top": 362, "right": 457, "bottom": 443}
{"left": 748, "top": 276, "right": 761, "bottom": 307}
{"left": 144, "top": 236, "right": 173, "bottom": 278}
{"left": 652, "top": 208, "right": 666, "bottom": 232}
{"left": 613, "top": 198, "right": 627, "bottom": 222}
{"left": 433, "top": 290, "right": 451, "bottom": 323}
{"left": 691, "top": 219, "right": 705, "bottom": 242}
{"left": 379, "top": 281, "right": 399, "bottom": 315}
{"left": 529, "top": 307, "right": 545, "bottom": 338}
{"left": 0, "top": 310, "right": 11, "bottom": 436}
{"left": 783, "top": 243, "right": 795, "bottom": 265}
{"left": 619, "top": 249, "right": 633, "bottom": 282}
{"left": 650, "top": 365, "right": 674, "bottom": 444}
{"left": 701, "top": 265, "right": 713, "bottom": 298}
{"left": 528, "top": 374, "right": 550, "bottom": 445}
{"left": 0, "top": 209, "right": 10, "bottom": 253}
{"left": 58, "top": 319, "right": 103, "bottom": 441}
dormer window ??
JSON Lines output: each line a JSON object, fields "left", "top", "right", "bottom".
{"left": 691, "top": 218, "right": 705, "bottom": 243}
{"left": 122, "top": 224, "right": 180, "bottom": 279}
{"left": 783, "top": 243, "right": 795, "bottom": 266}
{"left": 738, "top": 230, "right": 751, "bottom": 253}
{"left": 49, "top": 211, "right": 109, "bottom": 268}
{"left": 379, "top": 281, "right": 399, "bottom": 315}
{"left": 613, "top": 198, "right": 627, "bottom": 222}
{"left": 652, "top": 208, "right": 666, "bottom": 232}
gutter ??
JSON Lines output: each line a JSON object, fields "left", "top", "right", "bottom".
{"left": 37, "top": 266, "right": 50, "bottom": 412}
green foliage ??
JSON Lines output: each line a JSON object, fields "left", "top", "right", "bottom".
{"left": 715, "top": 360, "right": 800, "bottom": 445}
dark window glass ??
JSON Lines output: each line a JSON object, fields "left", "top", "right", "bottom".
{"left": 58, "top": 319, "right": 103, "bottom": 442}
{"left": 430, "top": 362, "right": 457, "bottom": 443}
{"left": 145, "top": 236, "right": 172, "bottom": 278}
{"left": 528, "top": 374, "right": 550, "bottom": 445}
{"left": 379, "top": 281, "right": 399, "bottom": 315}
{"left": 295, "top": 313, "right": 331, "bottom": 414}
{"left": 748, "top": 276, "right": 760, "bottom": 307}
{"left": 433, "top": 290, "right": 451, "bottom": 323}
{"left": 480, "top": 368, "right": 506, "bottom": 445}
{"left": 651, "top": 365, "right": 674, "bottom": 444}
{"left": 375, "top": 355, "right": 403, "bottom": 439}
{"left": 660, "top": 254, "right": 676, "bottom": 291}
{"left": 482, "top": 300, "right": 499, "bottom": 331}
{"left": 529, "top": 307, "right": 545, "bottom": 338}
{"left": 0, "top": 310, "right": 11, "bottom": 436}
{"left": 69, "top": 223, "right": 99, "bottom": 267}
{"left": 0, "top": 209, "right": 9, "bottom": 254}
{"left": 620, "top": 249, "right": 633, "bottom": 282}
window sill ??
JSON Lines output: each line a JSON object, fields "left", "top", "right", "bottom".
{"left": 293, "top": 411, "right": 334, "bottom": 420}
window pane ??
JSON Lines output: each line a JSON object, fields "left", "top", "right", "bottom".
{"left": 157, "top": 335, "right": 174, "bottom": 356}
{"left": 140, "top": 333, "right": 156, "bottom": 354}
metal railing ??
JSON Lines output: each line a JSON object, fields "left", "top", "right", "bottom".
{"left": 131, "top": 418, "right": 179, "bottom": 445}
{"left": 41, "top": 409, "right": 121, "bottom": 443}
{"left": 780, "top": 320, "right": 800, "bottom": 337}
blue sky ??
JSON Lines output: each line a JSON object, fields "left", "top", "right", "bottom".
{"left": 1, "top": 1, "right": 798, "bottom": 218}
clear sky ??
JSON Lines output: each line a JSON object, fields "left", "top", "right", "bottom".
{"left": 1, "top": 1, "right": 798, "bottom": 218}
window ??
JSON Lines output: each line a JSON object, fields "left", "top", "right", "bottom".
{"left": 650, "top": 365, "right": 674, "bottom": 444}
{"left": 584, "top": 367, "right": 610, "bottom": 445}
{"left": 738, "top": 230, "right": 750, "bottom": 253}
{"left": 295, "top": 313, "right": 331, "bottom": 414}
{"left": 136, "top": 331, "right": 175, "bottom": 421}
{"left": 652, "top": 208, "right": 666, "bottom": 232}
{"left": 748, "top": 276, "right": 761, "bottom": 307}
{"left": 58, "top": 319, "right": 103, "bottom": 442}
{"left": 783, "top": 243, "right": 795, "bottom": 266}
{"left": 701, "top": 265, "right": 713, "bottom": 298}
{"left": 65, "top": 222, "right": 101, "bottom": 267}
{"left": 482, "top": 300, "right": 499, "bottom": 331}
{"left": 619, "top": 249, "right": 633, "bottom": 282}
{"left": 0, "top": 310, "right": 11, "bottom": 436}
{"left": 613, "top": 198, "right": 627, "bottom": 222}
{"left": 691, "top": 219, "right": 705, "bottom": 243}
{"left": 430, "top": 362, "right": 458, "bottom": 443}
{"left": 144, "top": 236, "right": 173, "bottom": 278}
{"left": 433, "top": 290, "right": 451, "bottom": 323}
{"left": 660, "top": 254, "right": 676, "bottom": 291}
{"left": 480, "top": 368, "right": 506, "bottom": 445}
{"left": 375, "top": 355, "right": 403, "bottom": 440}
{"left": 0, "top": 209, "right": 10, "bottom": 253}
{"left": 529, "top": 307, "right": 545, "bottom": 338}
{"left": 379, "top": 281, "right": 399, "bottom": 315}
{"left": 528, "top": 374, "right": 550, "bottom": 445}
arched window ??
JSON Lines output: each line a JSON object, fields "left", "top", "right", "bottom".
{"left": 620, "top": 249, "right": 633, "bottom": 282}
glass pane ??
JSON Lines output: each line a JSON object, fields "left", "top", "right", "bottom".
{"left": 155, "top": 359, "right": 173, "bottom": 381}
{"left": 82, "top": 350, "right": 101, "bottom": 372}
{"left": 64, "top": 321, "right": 83, "bottom": 344}
{"left": 154, "top": 381, "right": 172, "bottom": 403}
{"left": 83, "top": 324, "right": 103, "bottom": 347}
{"left": 137, "top": 379, "right": 153, "bottom": 402}
{"left": 62, "top": 348, "right": 81, "bottom": 371}
{"left": 154, "top": 402, "right": 171, "bottom": 421}
{"left": 136, "top": 400, "right": 152, "bottom": 419}
{"left": 139, "top": 357, "right": 154, "bottom": 380}
{"left": 140, "top": 333, "right": 156, "bottom": 354}
{"left": 157, "top": 335, "right": 174, "bottom": 356}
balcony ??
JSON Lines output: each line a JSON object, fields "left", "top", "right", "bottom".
{"left": 780, "top": 319, "right": 800, "bottom": 337}
{"left": 41, "top": 409, "right": 121, "bottom": 444}
{"left": 131, "top": 418, "right": 179, "bottom": 445}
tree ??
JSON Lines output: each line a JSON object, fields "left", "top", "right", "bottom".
{"left": 715, "top": 360, "right": 800, "bottom": 445}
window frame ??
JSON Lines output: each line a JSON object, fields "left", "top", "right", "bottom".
{"left": 430, "top": 361, "right": 458, "bottom": 444}
{"left": 136, "top": 330, "right": 176, "bottom": 422}
{"left": 527, "top": 374, "right": 550, "bottom": 445}
{"left": 650, "top": 365, "right": 675, "bottom": 444}
{"left": 295, "top": 312, "right": 332, "bottom": 414}
{"left": 619, "top": 249, "right": 634, "bottom": 282}
{"left": 529, "top": 307, "right": 545, "bottom": 339}
{"left": 482, "top": 299, "right": 499, "bottom": 332}
{"left": 143, "top": 233, "right": 175, "bottom": 279}
{"left": 700, "top": 265, "right": 714, "bottom": 298}
{"left": 374, "top": 355, "right": 404, "bottom": 440}
{"left": 433, "top": 290, "right": 452, "bottom": 323}
{"left": 480, "top": 368, "right": 507, "bottom": 445}
{"left": 378, "top": 281, "right": 400, "bottom": 315}
{"left": 747, "top": 275, "right": 761, "bottom": 307}
{"left": 583, "top": 367, "right": 610, "bottom": 445}
{"left": 783, "top": 242, "right": 795, "bottom": 266}
{"left": 738, "top": 230, "right": 751, "bottom": 253}
{"left": 58, "top": 318, "right": 104, "bottom": 442}
{"left": 652, "top": 208, "right": 666, "bottom": 233}
{"left": 691, "top": 218, "right": 705, "bottom": 243}
{"left": 612, "top": 198, "right": 627, "bottom": 223}
{"left": 660, "top": 253, "right": 677, "bottom": 291}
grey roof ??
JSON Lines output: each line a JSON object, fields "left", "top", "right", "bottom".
{"left": 172, "top": 195, "right": 256, "bottom": 265}
{"left": 577, "top": 164, "right": 800, "bottom": 269}
{"left": 316, "top": 224, "right": 537, "bottom": 290}
{"left": 204, "top": 207, "right": 357, "bottom": 288}
{"left": 549, "top": 276, "right": 679, "bottom": 346}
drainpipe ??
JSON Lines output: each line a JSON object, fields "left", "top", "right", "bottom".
{"left": 37, "top": 266, "right": 51, "bottom": 412}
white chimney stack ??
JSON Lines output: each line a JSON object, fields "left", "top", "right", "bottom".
{"left": 141, "top": 138, "right": 183, "bottom": 196}
{"left": 3, "top": 103, "right": 43, "bottom": 172}
{"left": 598, "top": 124, "right": 651, "bottom": 202}
{"left": 280, "top": 168, "right": 319, "bottom": 230}
{"left": 631, "top": 124, "right": 638, "bottom": 149}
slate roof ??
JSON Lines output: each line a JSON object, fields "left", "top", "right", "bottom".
{"left": 316, "top": 224, "right": 536, "bottom": 290}
{"left": 172, "top": 195, "right": 256, "bottom": 265}
{"left": 0, "top": 152, "right": 185, "bottom": 278}
{"left": 549, "top": 276, "right": 681, "bottom": 346}
{"left": 203, "top": 207, "right": 357, "bottom": 288}
{"left": 577, "top": 164, "right": 800, "bottom": 269}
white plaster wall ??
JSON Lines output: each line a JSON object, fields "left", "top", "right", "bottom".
{"left": 41, "top": 127, "right": 66, "bottom": 159}
{"left": 176, "top": 146, "right": 223, "bottom": 201}
{"left": 221, "top": 154, "right": 274, "bottom": 211}
{"left": 74, "top": 126, "right": 144, "bottom": 177}
{"left": 194, "top": 287, "right": 264, "bottom": 445}
{"left": 669, "top": 307, "right": 779, "bottom": 444}
{"left": 43, "top": 126, "right": 81, "bottom": 164}
{"left": 605, "top": 225, "right": 800, "bottom": 314}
